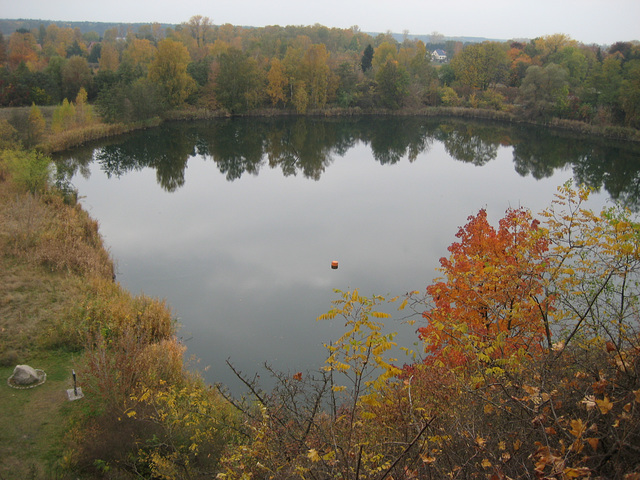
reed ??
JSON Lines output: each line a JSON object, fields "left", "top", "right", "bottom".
{"left": 38, "top": 123, "right": 134, "bottom": 153}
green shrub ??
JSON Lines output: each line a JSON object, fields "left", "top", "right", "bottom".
{"left": 439, "top": 86, "right": 461, "bottom": 106}
{"left": 2, "top": 149, "right": 52, "bottom": 194}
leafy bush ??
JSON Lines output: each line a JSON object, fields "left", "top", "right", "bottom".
{"left": 63, "top": 275, "right": 240, "bottom": 478}
{"left": 1, "top": 149, "right": 52, "bottom": 194}
{"left": 439, "top": 86, "right": 461, "bottom": 106}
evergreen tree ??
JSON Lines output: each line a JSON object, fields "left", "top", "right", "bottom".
{"left": 361, "top": 44, "right": 374, "bottom": 73}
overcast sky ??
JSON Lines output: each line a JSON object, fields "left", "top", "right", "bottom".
{"left": 3, "top": 0, "right": 638, "bottom": 45}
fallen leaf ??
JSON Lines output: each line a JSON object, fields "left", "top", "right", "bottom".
{"left": 570, "top": 419, "right": 586, "bottom": 438}
{"left": 596, "top": 396, "right": 613, "bottom": 414}
{"left": 420, "top": 454, "right": 436, "bottom": 464}
{"left": 564, "top": 467, "right": 587, "bottom": 478}
{"left": 586, "top": 437, "right": 599, "bottom": 451}
{"left": 307, "top": 449, "right": 321, "bottom": 462}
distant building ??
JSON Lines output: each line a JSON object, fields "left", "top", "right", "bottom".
{"left": 431, "top": 49, "right": 447, "bottom": 62}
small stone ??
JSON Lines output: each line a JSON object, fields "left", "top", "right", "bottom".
{"left": 12, "top": 365, "right": 40, "bottom": 385}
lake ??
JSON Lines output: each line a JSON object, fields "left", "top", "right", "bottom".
{"left": 54, "top": 116, "right": 640, "bottom": 393}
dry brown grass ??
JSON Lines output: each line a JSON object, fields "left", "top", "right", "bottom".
{"left": 38, "top": 122, "right": 136, "bottom": 153}
{"left": 0, "top": 174, "right": 115, "bottom": 364}
{"left": 0, "top": 255, "right": 86, "bottom": 365}
{"left": 0, "top": 177, "right": 114, "bottom": 279}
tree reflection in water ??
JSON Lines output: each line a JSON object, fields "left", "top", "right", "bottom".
{"left": 55, "top": 117, "right": 640, "bottom": 209}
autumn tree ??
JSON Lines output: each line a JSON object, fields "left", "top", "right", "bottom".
{"left": 120, "top": 38, "right": 156, "bottom": 80}
{"left": 518, "top": 63, "right": 569, "bottom": 119}
{"left": 42, "top": 24, "right": 64, "bottom": 57}
{"left": 186, "top": 15, "right": 213, "bottom": 49}
{"left": 8, "top": 31, "right": 39, "bottom": 68}
{"left": 375, "top": 59, "right": 409, "bottom": 109}
{"left": 451, "top": 41, "right": 509, "bottom": 91}
{"left": 51, "top": 98, "right": 76, "bottom": 133}
{"left": 372, "top": 41, "right": 397, "bottom": 72}
{"left": 266, "top": 57, "right": 288, "bottom": 107}
{"left": 417, "top": 207, "right": 550, "bottom": 370}
{"left": 415, "top": 182, "right": 640, "bottom": 370}
{"left": 148, "top": 39, "right": 195, "bottom": 106}
{"left": 300, "top": 44, "right": 331, "bottom": 109}
{"left": 213, "top": 47, "right": 264, "bottom": 113}
{"left": 401, "top": 40, "right": 436, "bottom": 106}
{"left": 292, "top": 82, "right": 309, "bottom": 113}
{"left": 282, "top": 43, "right": 306, "bottom": 107}
{"left": 27, "top": 102, "right": 45, "bottom": 145}
{"left": 74, "top": 87, "right": 94, "bottom": 125}
{"left": 103, "top": 28, "right": 119, "bottom": 45}
{"left": 532, "top": 33, "right": 578, "bottom": 64}
{"left": 406, "top": 40, "right": 432, "bottom": 78}
{"left": 506, "top": 42, "right": 534, "bottom": 86}
{"left": 61, "top": 55, "right": 92, "bottom": 100}
{"left": 99, "top": 43, "right": 120, "bottom": 72}
{"left": 42, "top": 24, "right": 81, "bottom": 58}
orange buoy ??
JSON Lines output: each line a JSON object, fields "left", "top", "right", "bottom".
{"left": 331, "top": 260, "right": 339, "bottom": 269}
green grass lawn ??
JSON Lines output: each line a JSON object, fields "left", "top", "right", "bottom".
{"left": 0, "top": 351, "right": 82, "bottom": 479}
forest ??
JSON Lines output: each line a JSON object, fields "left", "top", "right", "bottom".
{"left": 0, "top": 16, "right": 639, "bottom": 130}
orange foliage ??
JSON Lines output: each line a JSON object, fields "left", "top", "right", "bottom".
{"left": 418, "top": 207, "right": 551, "bottom": 368}
{"left": 8, "top": 32, "right": 39, "bottom": 68}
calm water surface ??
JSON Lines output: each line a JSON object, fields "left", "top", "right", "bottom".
{"left": 55, "top": 117, "right": 640, "bottom": 393}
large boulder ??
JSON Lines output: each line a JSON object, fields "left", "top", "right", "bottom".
{"left": 11, "top": 365, "right": 40, "bottom": 385}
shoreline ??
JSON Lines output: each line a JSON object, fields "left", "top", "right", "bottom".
{"left": 36, "top": 106, "right": 640, "bottom": 154}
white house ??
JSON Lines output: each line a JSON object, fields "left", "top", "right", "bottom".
{"left": 431, "top": 49, "right": 447, "bottom": 62}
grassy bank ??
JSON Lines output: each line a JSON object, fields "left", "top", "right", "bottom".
{"left": 0, "top": 152, "right": 114, "bottom": 478}
{"left": 0, "top": 147, "right": 238, "bottom": 479}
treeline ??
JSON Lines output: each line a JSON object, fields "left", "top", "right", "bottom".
{"left": 0, "top": 19, "right": 177, "bottom": 39}
{"left": 1, "top": 16, "right": 639, "bottom": 129}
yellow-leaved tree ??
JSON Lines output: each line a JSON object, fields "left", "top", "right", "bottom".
{"left": 148, "top": 39, "right": 196, "bottom": 106}
{"left": 266, "top": 57, "right": 288, "bottom": 107}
